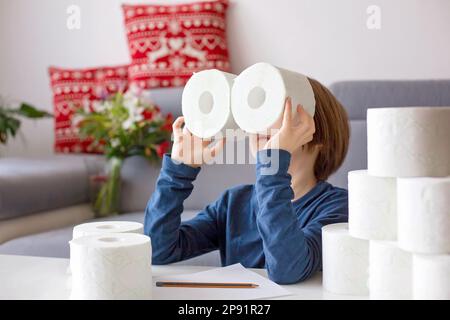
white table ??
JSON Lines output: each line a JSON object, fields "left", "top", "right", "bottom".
{"left": 0, "top": 254, "right": 367, "bottom": 300}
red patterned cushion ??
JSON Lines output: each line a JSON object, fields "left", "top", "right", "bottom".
{"left": 49, "top": 65, "right": 129, "bottom": 154}
{"left": 122, "top": 0, "right": 230, "bottom": 89}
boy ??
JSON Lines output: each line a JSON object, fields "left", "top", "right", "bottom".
{"left": 144, "top": 79, "right": 350, "bottom": 284}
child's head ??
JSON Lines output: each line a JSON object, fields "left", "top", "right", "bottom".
{"left": 304, "top": 78, "right": 350, "bottom": 181}
{"left": 249, "top": 78, "right": 349, "bottom": 182}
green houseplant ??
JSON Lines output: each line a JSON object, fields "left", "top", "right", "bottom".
{"left": 0, "top": 100, "right": 52, "bottom": 145}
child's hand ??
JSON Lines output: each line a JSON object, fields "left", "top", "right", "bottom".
{"left": 263, "top": 97, "right": 315, "bottom": 154}
{"left": 171, "top": 116, "right": 225, "bottom": 168}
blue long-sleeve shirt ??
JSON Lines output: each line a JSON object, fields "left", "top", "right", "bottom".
{"left": 144, "top": 149, "right": 348, "bottom": 284}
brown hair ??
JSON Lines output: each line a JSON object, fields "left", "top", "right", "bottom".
{"left": 307, "top": 78, "right": 350, "bottom": 181}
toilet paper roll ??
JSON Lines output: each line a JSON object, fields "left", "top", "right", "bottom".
{"left": 413, "top": 254, "right": 450, "bottom": 300}
{"left": 70, "top": 233, "right": 152, "bottom": 300}
{"left": 398, "top": 177, "right": 450, "bottom": 254}
{"left": 182, "top": 69, "right": 238, "bottom": 138}
{"left": 322, "top": 223, "right": 369, "bottom": 295}
{"left": 68, "top": 221, "right": 144, "bottom": 275}
{"left": 72, "top": 221, "right": 143, "bottom": 239}
{"left": 369, "top": 241, "right": 412, "bottom": 300}
{"left": 367, "top": 107, "right": 450, "bottom": 177}
{"left": 231, "top": 62, "right": 316, "bottom": 134}
{"left": 348, "top": 170, "right": 397, "bottom": 241}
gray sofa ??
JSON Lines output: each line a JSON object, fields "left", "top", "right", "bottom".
{"left": 1, "top": 80, "right": 449, "bottom": 265}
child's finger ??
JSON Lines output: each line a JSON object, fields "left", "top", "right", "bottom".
{"left": 182, "top": 125, "right": 191, "bottom": 136}
{"left": 210, "top": 138, "right": 226, "bottom": 157}
{"left": 282, "top": 97, "right": 293, "bottom": 127}
{"left": 202, "top": 138, "right": 212, "bottom": 147}
{"left": 258, "top": 135, "right": 269, "bottom": 148}
{"left": 172, "top": 116, "right": 185, "bottom": 136}
{"left": 297, "top": 105, "right": 314, "bottom": 130}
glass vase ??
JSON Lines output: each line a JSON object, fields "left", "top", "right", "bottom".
{"left": 93, "top": 157, "right": 123, "bottom": 217}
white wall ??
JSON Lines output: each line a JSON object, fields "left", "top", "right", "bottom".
{"left": 1, "top": 0, "right": 450, "bottom": 157}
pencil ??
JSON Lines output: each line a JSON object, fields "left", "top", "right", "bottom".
{"left": 155, "top": 281, "right": 259, "bottom": 289}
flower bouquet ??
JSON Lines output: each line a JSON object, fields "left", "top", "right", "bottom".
{"left": 76, "top": 89, "right": 173, "bottom": 217}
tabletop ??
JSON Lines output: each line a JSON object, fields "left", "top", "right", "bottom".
{"left": 0, "top": 254, "right": 367, "bottom": 300}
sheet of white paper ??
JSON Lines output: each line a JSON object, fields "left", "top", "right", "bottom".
{"left": 153, "top": 264, "right": 292, "bottom": 300}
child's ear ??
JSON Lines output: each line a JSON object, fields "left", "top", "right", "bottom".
{"left": 315, "top": 143, "right": 324, "bottom": 150}
{"left": 305, "top": 143, "right": 322, "bottom": 151}
{"left": 301, "top": 143, "right": 321, "bottom": 154}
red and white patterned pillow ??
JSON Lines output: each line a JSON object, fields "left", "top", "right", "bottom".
{"left": 122, "top": 0, "right": 230, "bottom": 89}
{"left": 49, "top": 65, "right": 129, "bottom": 154}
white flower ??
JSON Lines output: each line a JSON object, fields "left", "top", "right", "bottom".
{"left": 122, "top": 118, "right": 133, "bottom": 130}
{"left": 111, "top": 138, "right": 120, "bottom": 148}
{"left": 136, "top": 106, "right": 145, "bottom": 114}
{"left": 125, "top": 86, "right": 155, "bottom": 106}
{"left": 123, "top": 96, "right": 139, "bottom": 112}
{"left": 82, "top": 99, "right": 91, "bottom": 113}
{"left": 120, "top": 88, "right": 160, "bottom": 131}
{"left": 72, "top": 114, "right": 83, "bottom": 127}
{"left": 104, "top": 101, "right": 114, "bottom": 111}
{"left": 122, "top": 108, "right": 143, "bottom": 130}
{"left": 92, "top": 101, "right": 106, "bottom": 112}
{"left": 123, "top": 89, "right": 137, "bottom": 102}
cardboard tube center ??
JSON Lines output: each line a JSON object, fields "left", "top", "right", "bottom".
{"left": 98, "top": 237, "right": 121, "bottom": 242}
{"left": 248, "top": 86, "right": 266, "bottom": 109}
{"left": 199, "top": 91, "right": 214, "bottom": 114}
{"left": 96, "top": 225, "right": 115, "bottom": 229}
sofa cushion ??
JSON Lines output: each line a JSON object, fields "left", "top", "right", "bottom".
{"left": 327, "top": 120, "right": 367, "bottom": 188}
{"left": 0, "top": 210, "right": 221, "bottom": 267}
{"left": 330, "top": 80, "right": 450, "bottom": 120}
{"left": 48, "top": 65, "right": 129, "bottom": 154}
{"left": 0, "top": 156, "right": 90, "bottom": 220}
{"left": 144, "top": 87, "right": 183, "bottom": 118}
{"left": 122, "top": 0, "right": 231, "bottom": 89}
{"left": 328, "top": 80, "right": 450, "bottom": 187}
{"left": 0, "top": 204, "right": 94, "bottom": 245}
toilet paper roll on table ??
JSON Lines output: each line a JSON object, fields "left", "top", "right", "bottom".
{"left": 69, "top": 221, "right": 144, "bottom": 274}
{"left": 322, "top": 223, "right": 369, "bottom": 295}
{"left": 413, "top": 254, "right": 450, "bottom": 300}
{"left": 369, "top": 241, "right": 412, "bottom": 300}
{"left": 70, "top": 233, "right": 152, "bottom": 300}
{"left": 72, "top": 221, "right": 143, "bottom": 239}
{"left": 367, "top": 107, "right": 450, "bottom": 177}
{"left": 398, "top": 177, "right": 450, "bottom": 254}
{"left": 182, "top": 69, "right": 238, "bottom": 138}
{"left": 348, "top": 170, "right": 397, "bottom": 241}
{"left": 231, "top": 62, "right": 316, "bottom": 134}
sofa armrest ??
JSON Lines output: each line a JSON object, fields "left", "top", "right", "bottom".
{"left": 0, "top": 155, "right": 102, "bottom": 221}
{"left": 0, "top": 204, "right": 94, "bottom": 244}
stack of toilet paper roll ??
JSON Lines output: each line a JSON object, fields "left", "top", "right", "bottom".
{"left": 69, "top": 221, "right": 152, "bottom": 300}
{"left": 323, "top": 106, "right": 450, "bottom": 299}
{"left": 182, "top": 62, "right": 316, "bottom": 138}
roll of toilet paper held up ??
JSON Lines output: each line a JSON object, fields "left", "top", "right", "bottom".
{"left": 72, "top": 221, "right": 143, "bottom": 239}
{"left": 70, "top": 233, "right": 152, "bottom": 300}
{"left": 398, "top": 177, "right": 450, "bottom": 254}
{"left": 367, "top": 107, "right": 450, "bottom": 177}
{"left": 348, "top": 170, "right": 397, "bottom": 241}
{"left": 413, "top": 254, "right": 450, "bottom": 300}
{"left": 182, "top": 69, "right": 238, "bottom": 139}
{"left": 369, "top": 241, "right": 412, "bottom": 300}
{"left": 231, "top": 63, "right": 316, "bottom": 134}
{"left": 322, "top": 223, "right": 369, "bottom": 296}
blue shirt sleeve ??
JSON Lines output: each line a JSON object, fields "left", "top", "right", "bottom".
{"left": 254, "top": 149, "right": 348, "bottom": 284}
{"left": 144, "top": 155, "right": 222, "bottom": 264}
